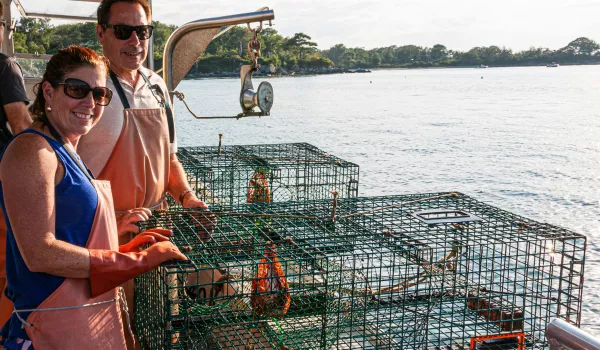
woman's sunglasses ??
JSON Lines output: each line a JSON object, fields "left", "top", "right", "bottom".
{"left": 56, "top": 78, "right": 113, "bottom": 106}
{"left": 101, "top": 24, "right": 154, "bottom": 41}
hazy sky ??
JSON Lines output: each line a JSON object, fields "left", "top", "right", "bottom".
{"left": 16, "top": 0, "right": 600, "bottom": 51}
{"left": 150, "top": 0, "right": 600, "bottom": 51}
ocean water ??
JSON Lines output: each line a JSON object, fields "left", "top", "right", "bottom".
{"left": 173, "top": 66, "right": 600, "bottom": 334}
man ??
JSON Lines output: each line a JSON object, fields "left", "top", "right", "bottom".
{"left": 0, "top": 8, "right": 32, "bottom": 151}
{"left": 77, "top": 0, "right": 208, "bottom": 345}
{"left": 0, "top": 1, "right": 33, "bottom": 328}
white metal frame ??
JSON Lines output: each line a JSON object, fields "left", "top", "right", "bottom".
{"left": 1, "top": 0, "right": 153, "bottom": 69}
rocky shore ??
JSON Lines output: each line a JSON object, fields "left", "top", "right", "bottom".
{"left": 185, "top": 67, "right": 372, "bottom": 79}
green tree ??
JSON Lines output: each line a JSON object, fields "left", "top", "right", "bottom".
{"left": 370, "top": 52, "right": 382, "bottom": 66}
{"left": 48, "top": 22, "right": 101, "bottom": 54}
{"left": 285, "top": 33, "right": 317, "bottom": 59}
{"left": 206, "top": 26, "right": 252, "bottom": 56}
{"left": 259, "top": 28, "right": 285, "bottom": 61}
{"left": 10, "top": 20, "right": 600, "bottom": 73}
{"left": 16, "top": 18, "right": 53, "bottom": 54}
{"left": 12, "top": 32, "right": 28, "bottom": 53}
{"left": 152, "top": 20, "right": 177, "bottom": 70}
{"left": 431, "top": 44, "right": 447, "bottom": 61}
{"left": 323, "top": 44, "right": 347, "bottom": 66}
{"left": 560, "top": 37, "right": 600, "bottom": 55}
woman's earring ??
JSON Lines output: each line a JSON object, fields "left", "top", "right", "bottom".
{"left": 47, "top": 106, "right": 52, "bottom": 111}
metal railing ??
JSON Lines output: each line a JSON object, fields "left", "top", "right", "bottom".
{"left": 547, "top": 319, "right": 600, "bottom": 350}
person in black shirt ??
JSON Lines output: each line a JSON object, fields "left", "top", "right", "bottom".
{"left": 0, "top": 0, "right": 33, "bottom": 332}
{"left": 0, "top": 3, "right": 32, "bottom": 149}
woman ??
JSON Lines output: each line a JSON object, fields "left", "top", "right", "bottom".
{"left": 0, "top": 46, "right": 186, "bottom": 349}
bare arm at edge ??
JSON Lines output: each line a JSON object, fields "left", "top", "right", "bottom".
{"left": 3, "top": 101, "right": 33, "bottom": 134}
{"left": 0, "top": 133, "right": 91, "bottom": 278}
{"left": 166, "top": 153, "right": 208, "bottom": 208}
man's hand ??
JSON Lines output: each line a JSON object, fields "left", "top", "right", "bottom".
{"left": 183, "top": 194, "right": 215, "bottom": 242}
{"left": 117, "top": 207, "right": 152, "bottom": 236}
{"left": 182, "top": 194, "right": 208, "bottom": 210}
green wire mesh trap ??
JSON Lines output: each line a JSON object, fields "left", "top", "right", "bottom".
{"left": 135, "top": 192, "right": 586, "bottom": 350}
{"left": 169, "top": 143, "right": 359, "bottom": 207}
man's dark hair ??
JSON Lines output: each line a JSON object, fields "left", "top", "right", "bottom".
{"left": 97, "top": 0, "right": 151, "bottom": 25}
{"left": 0, "top": 2, "right": 4, "bottom": 18}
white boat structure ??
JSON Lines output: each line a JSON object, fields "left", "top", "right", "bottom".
{"left": 547, "top": 62, "right": 560, "bottom": 67}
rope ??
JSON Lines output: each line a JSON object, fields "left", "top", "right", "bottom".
{"left": 118, "top": 287, "right": 136, "bottom": 349}
{"left": 13, "top": 296, "right": 118, "bottom": 328}
{"left": 272, "top": 317, "right": 285, "bottom": 343}
{"left": 13, "top": 298, "right": 117, "bottom": 314}
{"left": 171, "top": 91, "right": 249, "bottom": 120}
{"left": 13, "top": 287, "right": 134, "bottom": 347}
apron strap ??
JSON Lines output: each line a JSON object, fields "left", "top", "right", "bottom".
{"left": 110, "top": 69, "right": 175, "bottom": 144}
{"left": 39, "top": 115, "right": 95, "bottom": 182}
{"left": 138, "top": 69, "right": 175, "bottom": 144}
{"left": 109, "top": 70, "right": 131, "bottom": 109}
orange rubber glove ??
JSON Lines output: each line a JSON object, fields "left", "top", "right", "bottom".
{"left": 89, "top": 241, "right": 187, "bottom": 298}
{"left": 118, "top": 228, "right": 173, "bottom": 253}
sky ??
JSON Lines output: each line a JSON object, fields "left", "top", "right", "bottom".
{"left": 13, "top": 0, "right": 600, "bottom": 51}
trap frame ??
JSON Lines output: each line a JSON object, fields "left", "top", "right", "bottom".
{"left": 169, "top": 142, "right": 359, "bottom": 207}
{"left": 135, "top": 192, "right": 586, "bottom": 349}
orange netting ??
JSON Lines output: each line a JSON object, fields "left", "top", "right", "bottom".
{"left": 247, "top": 171, "right": 271, "bottom": 203}
{"left": 251, "top": 242, "right": 290, "bottom": 318}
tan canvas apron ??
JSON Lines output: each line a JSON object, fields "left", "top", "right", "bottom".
{"left": 99, "top": 71, "right": 170, "bottom": 214}
{"left": 14, "top": 177, "right": 127, "bottom": 349}
{"left": 97, "top": 71, "right": 171, "bottom": 348}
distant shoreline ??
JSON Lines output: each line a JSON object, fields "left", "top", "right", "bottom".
{"left": 184, "top": 62, "right": 600, "bottom": 80}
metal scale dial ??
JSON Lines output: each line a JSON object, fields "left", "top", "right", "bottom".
{"left": 240, "top": 65, "right": 274, "bottom": 116}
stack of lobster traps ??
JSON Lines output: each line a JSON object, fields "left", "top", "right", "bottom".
{"left": 135, "top": 190, "right": 586, "bottom": 350}
{"left": 168, "top": 142, "right": 359, "bottom": 208}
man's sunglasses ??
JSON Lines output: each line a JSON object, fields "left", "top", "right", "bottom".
{"left": 101, "top": 24, "right": 154, "bottom": 40}
{"left": 0, "top": 20, "right": 7, "bottom": 28}
{"left": 56, "top": 78, "right": 113, "bottom": 106}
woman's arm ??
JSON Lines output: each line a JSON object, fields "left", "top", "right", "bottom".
{"left": 0, "top": 133, "right": 91, "bottom": 278}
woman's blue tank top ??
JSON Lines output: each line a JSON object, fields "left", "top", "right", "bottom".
{"left": 0, "top": 129, "right": 98, "bottom": 346}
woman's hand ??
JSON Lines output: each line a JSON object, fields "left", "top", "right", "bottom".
{"left": 118, "top": 228, "right": 173, "bottom": 253}
{"left": 117, "top": 208, "right": 152, "bottom": 236}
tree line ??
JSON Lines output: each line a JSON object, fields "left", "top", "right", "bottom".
{"left": 11, "top": 18, "right": 600, "bottom": 74}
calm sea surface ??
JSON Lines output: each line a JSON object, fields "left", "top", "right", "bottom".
{"left": 174, "top": 66, "right": 600, "bottom": 334}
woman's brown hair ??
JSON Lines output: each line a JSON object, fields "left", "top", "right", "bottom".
{"left": 30, "top": 46, "right": 109, "bottom": 117}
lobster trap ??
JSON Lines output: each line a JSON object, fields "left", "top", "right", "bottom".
{"left": 169, "top": 142, "right": 359, "bottom": 207}
{"left": 135, "top": 192, "right": 586, "bottom": 350}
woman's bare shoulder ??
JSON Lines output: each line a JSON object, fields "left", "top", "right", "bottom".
{"left": 1, "top": 132, "right": 58, "bottom": 179}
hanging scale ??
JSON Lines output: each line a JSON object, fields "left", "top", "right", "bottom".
{"left": 240, "top": 22, "right": 274, "bottom": 117}
{"left": 172, "top": 21, "right": 274, "bottom": 119}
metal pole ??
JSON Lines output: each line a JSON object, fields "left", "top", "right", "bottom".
{"left": 162, "top": 9, "right": 275, "bottom": 93}
{"left": 1, "top": 0, "right": 14, "bottom": 55}
{"left": 146, "top": 0, "right": 153, "bottom": 70}
{"left": 546, "top": 319, "right": 600, "bottom": 350}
